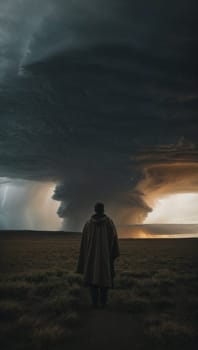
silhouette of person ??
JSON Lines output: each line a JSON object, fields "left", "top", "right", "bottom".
{"left": 76, "top": 202, "right": 120, "bottom": 308}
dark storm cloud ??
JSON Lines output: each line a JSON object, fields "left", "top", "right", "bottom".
{"left": 0, "top": 0, "right": 197, "bottom": 230}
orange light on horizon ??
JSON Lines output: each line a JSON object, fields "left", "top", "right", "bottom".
{"left": 144, "top": 193, "right": 198, "bottom": 224}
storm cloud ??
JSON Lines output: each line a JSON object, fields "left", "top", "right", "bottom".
{"left": 0, "top": 0, "right": 197, "bottom": 230}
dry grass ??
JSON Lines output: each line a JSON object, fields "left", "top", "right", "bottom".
{"left": 0, "top": 235, "right": 198, "bottom": 349}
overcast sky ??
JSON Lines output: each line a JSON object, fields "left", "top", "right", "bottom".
{"left": 0, "top": 0, "right": 197, "bottom": 231}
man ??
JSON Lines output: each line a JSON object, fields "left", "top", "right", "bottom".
{"left": 76, "top": 202, "right": 120, "bottom": 308}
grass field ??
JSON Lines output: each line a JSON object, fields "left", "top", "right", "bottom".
{"left": 0, "top": 233, "right": 198, "bottom": 350}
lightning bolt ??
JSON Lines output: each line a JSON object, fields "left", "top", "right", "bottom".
{"left": 1, "top": 185, "right": 9, "bottom": 208}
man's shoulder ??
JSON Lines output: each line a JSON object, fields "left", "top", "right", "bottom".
{"left": 105, "top": 215, "right": 114, "bottom": 224}
{"left": 83, "top": 215, "right": 115, "bottom": 227}
{"left": 83, "top": 220, "right": 91, "bottom": 227}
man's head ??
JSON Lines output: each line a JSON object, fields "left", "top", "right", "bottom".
{"left": 94, "top": 202, "right": 104, "bottom": 215}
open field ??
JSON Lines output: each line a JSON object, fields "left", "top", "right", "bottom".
{"left": 0, "top": 232, "right": 198, "bottom": 350}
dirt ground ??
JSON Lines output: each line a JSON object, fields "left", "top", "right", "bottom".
{"left": 70, "top": 308, "right": 144, "bottom": 350}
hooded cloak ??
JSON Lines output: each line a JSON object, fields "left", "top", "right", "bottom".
{"left": 76, "top": 214, "right": 120, "bottom": 288}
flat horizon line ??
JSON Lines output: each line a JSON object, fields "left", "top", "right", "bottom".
{"left": 1, "top": 223, "right": 198, "bottom": 233}
{"left": 118, "top": 223, "right": 198, "bottom": 227}
{"left": 1, "top": 223, "right": 198, "bottom": 232}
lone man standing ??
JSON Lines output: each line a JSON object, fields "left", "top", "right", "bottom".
{"left": 76, "top": 202, "right": 120, "bottom": 308}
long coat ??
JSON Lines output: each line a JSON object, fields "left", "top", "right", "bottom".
{"left": 76, "top": 214, "right": 120, "bottom": 288}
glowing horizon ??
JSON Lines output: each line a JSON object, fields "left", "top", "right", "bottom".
{"left": 144, "top": 193, "right": 198, "bottom": 225}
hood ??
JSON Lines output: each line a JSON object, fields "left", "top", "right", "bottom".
{"left": 90, "top": 214, "right": 108, "bottom": 225}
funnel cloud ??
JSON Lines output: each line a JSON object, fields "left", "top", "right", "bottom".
{"left": 0, "top": 0, "right": 197, "bottom": 231}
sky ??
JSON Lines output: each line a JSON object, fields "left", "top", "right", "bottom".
{"left": 0, "top": 0, "right": 198, "bottom": 232}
